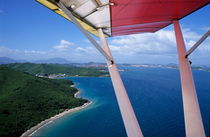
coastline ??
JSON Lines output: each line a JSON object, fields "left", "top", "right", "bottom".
{"left": 74, "top": 90, "right": 81, "bottom": 98}
{"left": 21, "top": 90, "right": 91, "bottom": 137}
{"left": 55, "top": 75, "right": 109, "bottom": 79}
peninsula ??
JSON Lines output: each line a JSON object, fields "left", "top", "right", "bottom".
{"left": 0, "top": 67, "right": 91, "bottom": 137}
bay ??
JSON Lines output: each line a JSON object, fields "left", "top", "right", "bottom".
{"left": 34, "top": 67, "right": 210, "bottom": 137}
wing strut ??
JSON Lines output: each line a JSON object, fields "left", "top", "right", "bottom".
{"left": 57, "top": 1, "right": 113, "bottom": 64}
{"left": 98, "top": 28, "right": 144, "bottom": 137}
{"left": 186, "top": 30, "right": 210, "bottom": 58}
{"left": 173, "top": 20, "right": 206, "bottom": 137}
{"left": 57, "top": 1, "right": 144, "bottom": 137}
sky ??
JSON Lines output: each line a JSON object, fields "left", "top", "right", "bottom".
{"left": 0, "top": 0, "right": 210, "bottom": 65}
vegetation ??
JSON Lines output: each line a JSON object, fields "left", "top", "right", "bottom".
{"left": 0, "top": 67, "right": 88, "bottom": 137}
{"left": 1, "top": 63, "right": 108, "bottom": 77}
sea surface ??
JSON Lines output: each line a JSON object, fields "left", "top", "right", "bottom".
{"left": 34, "top": 67, "right": 210, "bottom": 137}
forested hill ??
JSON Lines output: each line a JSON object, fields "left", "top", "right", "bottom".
{"left": 1, "top": 63, "right": 108, "bottom": 77}
{"left": 0, "top": 67, "right": 88, "bottom": 137}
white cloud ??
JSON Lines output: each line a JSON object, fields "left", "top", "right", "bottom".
{"left": 0, "top": 46, "right": 47, "bottom": 60}
{"left": 76, "top": 47, "right": 88, "bottom": 53}
{"left": 109, "top": 28, "right": 210, "bottom": 56}
{"left": 53, "top": 40, "right": 74, "bottom": 51}
{"left": 76, "top": 46, "right": 98, "bottom": 54}
{"left": 0, "top": 39, "right": 103, "bottom": 63}
{"left": 1, "top": 29, "right": 209, "bottom": 64}
{"left": 186, "top": 40, "right": 196, "bottom": 49}
{"left": 105, "top": 28, "right": 210, "bottom": 64}
{"left": 0, "top": 46, "right": 19, "bottom": 56}
{"left": 182, "top": 28, "right": 201, "bottom": 40}
{"left": 109, "top": 29, "right": 176, "bottom": 55}
{"left": 23, "top": 50, "right": 46, "bottom": 54}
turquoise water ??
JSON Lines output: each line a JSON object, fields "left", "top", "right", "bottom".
{"left": 34, "top": 67, "right": 210, "bottom": 137}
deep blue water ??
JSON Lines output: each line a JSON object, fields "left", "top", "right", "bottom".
{"left": 34, "top": 67, "right": 210, "bottom": 137}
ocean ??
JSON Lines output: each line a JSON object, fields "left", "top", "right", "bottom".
{"left": 34, "top": 67, "right": 210, "bottom": 137}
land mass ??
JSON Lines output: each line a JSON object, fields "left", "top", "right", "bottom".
{"left": 0, "top": 67, "right": 88, "bottom": 137}
{"left": 0, "top": 57, "right": 209, "bottom": 72}
{"left": 0, "top": 63, "right": 109, "bottom": 77}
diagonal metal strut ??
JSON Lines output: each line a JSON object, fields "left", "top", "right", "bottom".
{"left": 57, "top": 1, "right": 144, "bottom": 137}
{"left": 186, "top": 30, "right": 210, "bottom": 58}
{"left": 57, "top": 1, "right": 113, "bottom": 63}
{"left": 173, "top": 20, "right": 206, "bottom": 137}
{"left": 98, "top": 28, "right": 144, "bottom": 137}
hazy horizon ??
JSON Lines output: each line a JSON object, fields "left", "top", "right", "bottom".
{"left": 1, "top": 56, "right": 210, "bottom": 67}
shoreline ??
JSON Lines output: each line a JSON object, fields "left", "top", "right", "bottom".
{"left": 55, "top": 75, "right": 109, "bottom": 79}
{"left": 74, "top": 90, "right": 81, "bottom": 98}
{"left": 21, "top": 90, "right": 91, "bottom": 137}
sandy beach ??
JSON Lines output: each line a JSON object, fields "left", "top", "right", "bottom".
{"left": 74, "top": 90, "right": 81, "bottom": 98}
{"left": 21, "top": 90, "right": 91, "bottom": 137}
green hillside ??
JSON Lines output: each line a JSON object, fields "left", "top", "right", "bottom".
{"left": 1, "top": 63, "right": 108, "bottom": 77}
{"left": 0, "top": 67, "right": 88, "bottom": 137}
